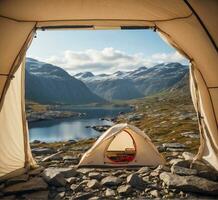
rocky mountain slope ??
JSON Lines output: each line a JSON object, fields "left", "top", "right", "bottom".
{"left": 25, "top": 58, "right": 105, "bottom": 105}
{"left": 75, "top": 63, "right": 188, "bottom": 101}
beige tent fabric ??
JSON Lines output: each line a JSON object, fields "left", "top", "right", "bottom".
{"left": 0, "top": 63, "right": 25, "bottom": 177}
{"left": 0, "top": 60, "right": 35, "bottom": 179}
{"left": 0, "top": 0, "right": 217, "bottom": 176}
{"left": 78, "top": 124, "right": 165, "bottom": 167}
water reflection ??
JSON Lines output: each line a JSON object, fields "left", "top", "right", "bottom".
{"left": 29, "top": 118, "right": 113, "bottom": 142}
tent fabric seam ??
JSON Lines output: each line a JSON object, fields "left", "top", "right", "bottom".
{"left": 0, "top": 23, "right": 36, "bottom": 111}
{"left": 192, "top": 61, "right": 218, "bottom": 129}
{"left": 183, "top": 0, "right": 218, "bottom": 52}
{"left": 0, "top": 13, "right": 193, "bottom": 24}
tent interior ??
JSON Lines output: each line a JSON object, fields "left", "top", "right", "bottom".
{"left": 106, "top": 130, "right": 136, "bottom": 163}
{"left": 0, "top": 0, "right": 218, "bottom": 179}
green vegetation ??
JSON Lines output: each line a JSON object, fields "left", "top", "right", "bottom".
{"left": 117, "top": 89, "right": 199, "bottom": 155}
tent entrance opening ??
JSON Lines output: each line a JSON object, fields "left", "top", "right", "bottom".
{"left": 105, "top": 130, "right": 136, "bottom": 163}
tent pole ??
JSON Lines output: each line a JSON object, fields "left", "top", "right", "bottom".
{"left": 183, "top": 0, "right": 218, "bottom": 52}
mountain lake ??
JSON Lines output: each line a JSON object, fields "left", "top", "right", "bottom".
{"left": 28, "top": 106, "right": 132, "bottom": 142}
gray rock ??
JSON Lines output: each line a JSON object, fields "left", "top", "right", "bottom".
{"left": 160, "top": 172, "right": 218, "bottom": 195}
{"left": 163, "top": 143, "right": 186, "bottom": 149}
{"left": 0, "top": 183, "right": 5, "bottom": 190}
{"left": 88, "top": 197, "right": 100, "bottom": 200}
{"left": 166, "top": 148, "right": 185, "bottom": 152}
{"left": 117, "top": 185, "right": 132, "bottom": 195}
{"left": 54, "top": 192, "right": 65, "bottom": 200}
{"left": 1, "top": 195, "right": 16, "bottom": 200}
{"left": 142, "top": 176, "right": 150, "bottom": 183}
{"left": 6, "top": 174, "right": 29, "bottom": 185}
{"left": 3, "top": 177, "right": 47, "bottom": 194}
{"left": 63, "top": 156, "right": 79, "bottom": 164}
{"left": 197, "top": 170, "right": 218, "bottom": 182}
{"left": 171, "top": 165, "right": 197, "bottom": 176}
{"left": 32, "top": 148, "right": 56, "bottom": 155}
{"left": 126, "top": 173, "right": 145, "bottom": 189}
{"left": 112, "top": 170, "right": 123, "bottom": 176}
{"left": 70, "top": 183, "right": 83, "bottom": 192}
{"left": 77, "top": 168, "right": 94, "bottom": 174}
{"left": 66, "top": 177, "right": 77, "bottom": 184}
{"left": 23, "top": 191, "right": 49, "bottom": 200}
{"left": 155, "top": 165, "right": 171, "bottom": 173}
{"left": 149, "top": 171, "right": 159, "bottom": 177}
{"left": 173, "top": 160, "right": 210, "bottom": 172}
{"left": 174, "top": 160, "right": 218, "bottom": 183}
{"left": 157, "top": 145, "right": 165, "bottom": 152}
{"left": 72, "top": 191, "right": 98, "bottom": 200}
{"left": 29, "top": 166, "right": 45, "bottom": 175}
{"left": 101, "top": 176, "right": 121, "bottom": 187}
{"left": 105, "top": 188, "right": 116, "bottom": 197}
{"left": 150, "top": 190, "right": 160, "bottom": 198}
{"left": 32, "top": 140, "right": 41, "bottom": 144}
{"left": 119, "top": 174, "right": 128, "bottom": 179}
{"left": 137, "top": 167, "right": 150, "bottom": 174}
{"left": 182, "top": 152, "right": 195, "bottom": 160}
{"left": 87, "top": 179, "right": 101, "bottom": 189}
{"left": 88, "top": 172, "right": 101, "bottom": 180}
{"left": 56, "top": 187, "right": 65, "bottom": 192}
{"left": 181, "top": 131, "right": 200, "bottom": 139}
{"left": 42, "top": 168, "right": 68, "bottom": 186}
{"left": 169, "top": 159, "right": 183, "bottom": 165}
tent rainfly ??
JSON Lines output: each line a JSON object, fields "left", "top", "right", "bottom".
{"left": 78, "top": 123, "right": 165, "bottom": 167}
{"left": 0, "top": 0, "right": 218, "bottom": 180}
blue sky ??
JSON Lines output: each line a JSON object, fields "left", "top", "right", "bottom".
{"left": 27, "top": 30, "right": 187, "bottom": 74}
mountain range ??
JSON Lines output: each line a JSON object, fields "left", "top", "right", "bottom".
{"left": 75, "top": 63, "right": 189, "bottom": 101}
{"left": 25, "top": 58, "right": 189, "bottom": 104}
{"left": 25, "top": 58, "right": 105, "bottom": 104}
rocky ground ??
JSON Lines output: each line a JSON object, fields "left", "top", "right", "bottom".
{"left": 1, "top": 90, "right": 217, "bottom": 199}
{"left": 1, "top": 139, "right": 218, "bottom": 200}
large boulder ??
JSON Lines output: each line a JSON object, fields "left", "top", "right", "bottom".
{"left": 42, "top": 168, "right": 76, "bottom": 186}
{"left": 160, "top": 172, "right": 218, "bottom": 195}
{"left": 3, "top": 177, "right": 47, "bottom": 194}
{"left": 6, "top": 174, "right": 29, "bottom": 185}
{"left": 171, "top": 165, "right": 197, "bottom": 176}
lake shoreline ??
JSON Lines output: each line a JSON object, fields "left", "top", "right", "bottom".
{"left": 26, "top": 101, "right": 132, "bottom": 123}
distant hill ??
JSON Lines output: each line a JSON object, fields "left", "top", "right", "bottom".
{"left": 25, "top": 58, "right": 105, "bottom": 104}
{"left": 75, "top": 63, "right": 189, "bottom": 101}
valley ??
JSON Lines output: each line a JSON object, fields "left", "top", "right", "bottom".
{"left": 3, "top": 59, "right": 213, "bottom": 200}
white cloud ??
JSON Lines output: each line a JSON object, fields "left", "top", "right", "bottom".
{"left": 41, "top": 48, "right": 187, "bottom": 75}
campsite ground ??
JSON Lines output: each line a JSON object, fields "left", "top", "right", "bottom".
{"left": 2, "top": 90, "right": 218, "bottom": 199}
